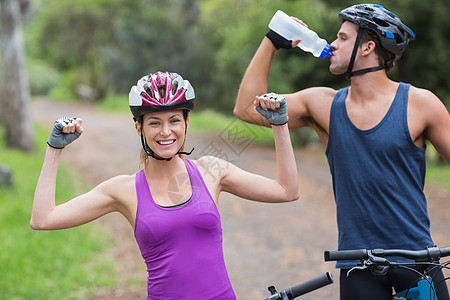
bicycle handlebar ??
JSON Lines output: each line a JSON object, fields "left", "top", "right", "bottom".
{"left": 324, "top": 246, "right": 450, "bottom": 262}
{"left": 266, "top": 272, "right": 334, "bottom": 300}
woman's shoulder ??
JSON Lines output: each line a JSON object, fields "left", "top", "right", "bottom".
{"left": 95, "top": 174, "right": 137, "bottom": 196}
{"left": 191, "top": 156, "right": 234, "bottom": 180}
{"left": 103, "top": 173, "right": 137, "bottom": 185}
{"left": 192, "top": 156, "right": 230, "bottom": 169}
{"left": 93, "top": 174, "right": 138, "bottom": 224}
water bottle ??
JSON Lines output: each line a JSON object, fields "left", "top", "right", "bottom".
{"left": 268, "top": 10, "right": 332, "bottom": 59}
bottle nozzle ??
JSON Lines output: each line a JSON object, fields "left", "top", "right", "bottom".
{"left": 320, "top": 44, "right": 333, "bottom": 59}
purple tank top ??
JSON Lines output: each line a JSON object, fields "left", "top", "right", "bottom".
{"left": 134, "top": 159, "right": 236, "bottom": 300}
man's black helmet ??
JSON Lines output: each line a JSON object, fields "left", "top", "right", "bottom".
{"left": 339, "top": 4, "right": 415, "bottom": 60}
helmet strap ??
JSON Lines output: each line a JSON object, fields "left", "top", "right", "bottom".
{"left": 175, "top": 126, "right": 194, "bottom": 156}
{"left": 140, "top": 130, "right": 172, "bottom": 161}
{"left": 345, "top": 28, "right": 387, "bottom": 79}
{"left": 176, "top": 147, "right": 194, "bottom": 156}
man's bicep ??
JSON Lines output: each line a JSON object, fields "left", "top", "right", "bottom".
{"left": 284, "top": 87, "right": 335, "bottom": 129}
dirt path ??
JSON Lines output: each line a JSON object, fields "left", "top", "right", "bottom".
{"left": 32, "top": 99, "right": 450, "bottom": 299}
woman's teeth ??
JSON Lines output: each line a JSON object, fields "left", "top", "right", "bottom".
{"left": 158, "top": 140, "right": 175, "bottom": 145}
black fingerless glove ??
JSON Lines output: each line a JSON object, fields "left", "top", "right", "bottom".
{"left": 266, "top": 29, "right": 293, "bottom": 50}
{"left": 47, "top": 117, "right": 82, "bottom": 149}
{"left": 255, "top": 93, "right": 289, "bottom": 126}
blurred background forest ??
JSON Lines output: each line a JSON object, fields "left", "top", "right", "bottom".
{"left": 1, "top": 0, "right": 450, "bottom": 146}
{"left": 15, "top": 0, "right": 450, "bottom": 105}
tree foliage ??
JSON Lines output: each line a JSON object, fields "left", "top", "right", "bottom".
{"left": 24, "top": 0, "right": 450, "bottom": 110}
{"left": 0, "top": 0, "right": 34, "bottom": 151}
{"left": 27, "top": 0, "right": 122, "bottom": 99}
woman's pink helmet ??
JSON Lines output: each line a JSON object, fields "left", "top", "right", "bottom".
{"left": 129, "top": 71, "right": 195, "bottom": 119}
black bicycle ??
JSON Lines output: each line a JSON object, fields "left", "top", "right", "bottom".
{"left": 324, "top": 245, "right": 450, "bottom": 299}
{"left": 265, "top": 272, "right": 334, "bottom": 300}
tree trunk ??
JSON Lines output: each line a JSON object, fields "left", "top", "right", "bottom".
{"left": 0, "top": 0, "right": 34, "bottom": 151}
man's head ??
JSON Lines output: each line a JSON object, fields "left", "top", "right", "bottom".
{"left": 337, "top": 4, "right": 415, "bottom": 78}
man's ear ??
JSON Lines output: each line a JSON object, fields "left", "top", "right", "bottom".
{"left": 361, "top": 41, "right": 376, "bottom": 56}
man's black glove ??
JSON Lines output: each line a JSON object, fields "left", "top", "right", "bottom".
{"left": 266, "top": 30, "right": 293, "bottom": 50}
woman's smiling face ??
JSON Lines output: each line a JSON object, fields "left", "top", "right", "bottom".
{"left": 139, "top": 109, "right": 188, "bottom": 159}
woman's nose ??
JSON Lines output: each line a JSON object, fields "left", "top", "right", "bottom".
{"left": 160, "top": 123, "right": 171, "bottom": 136}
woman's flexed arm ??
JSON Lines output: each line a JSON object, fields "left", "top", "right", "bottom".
{"left": 221, "top": 93, "right": 299, "bottom": 203}
{"left": 31, "top": 117, "right": 128, "bottom": 230}
{"left": 31, "top": 145, "right": 63, "bottom": 229}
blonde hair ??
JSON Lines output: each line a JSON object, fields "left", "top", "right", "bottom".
{"left": 139, "top": 149, "right": 148, "bottom": 170}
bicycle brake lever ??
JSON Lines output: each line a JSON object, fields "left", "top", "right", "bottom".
{"left": 347, "top": 253, "right": 391, "bottom": 277}
{"left": 347, "top": 264, "right": 367, "bottom": 277}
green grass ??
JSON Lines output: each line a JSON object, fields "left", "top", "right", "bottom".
{"left": 425, "top": 143, "right": 450, "bottom": 189}
{"left": 189, "top": 109, "right": 276, "bottom": 145}
{"left": 97, "top": 94, "right": 129, "bottom": 113}
{"left": 0, "top": 125, "right": 115, "bottom": 300}
{"left": 427, "top": 165, "right": 450, "bottom": 188}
